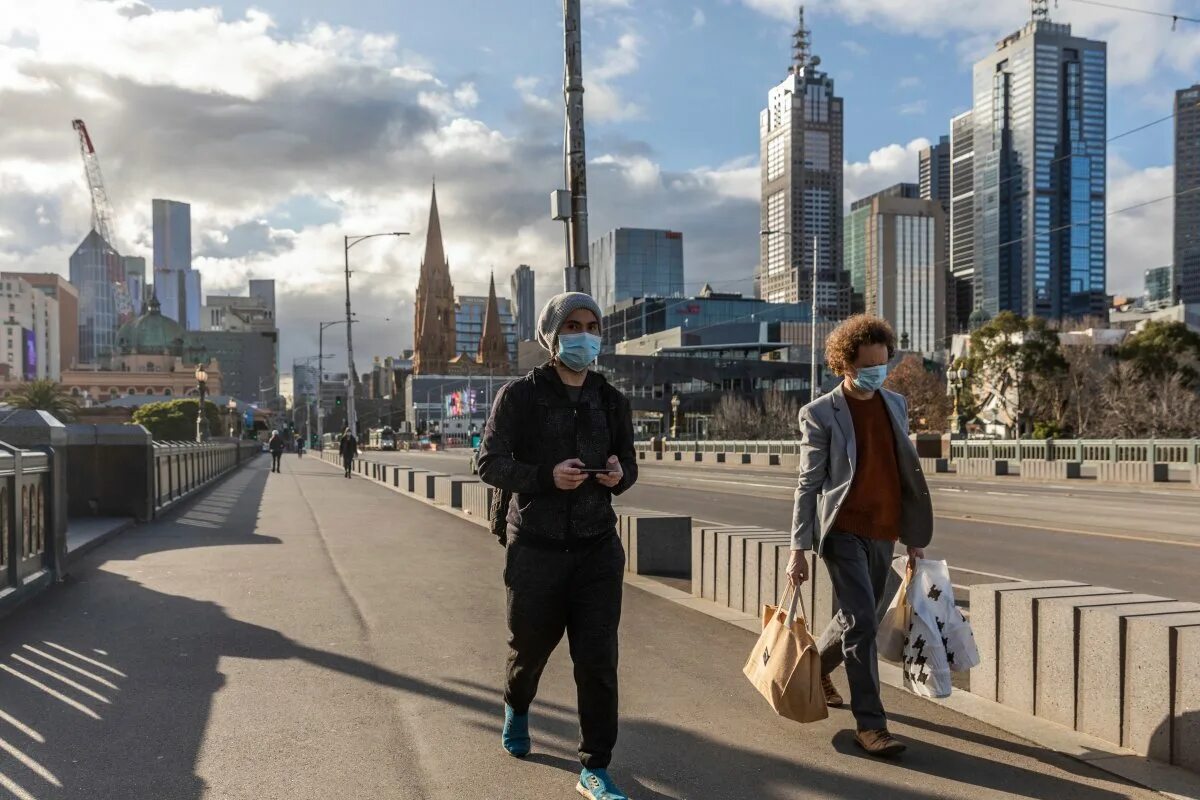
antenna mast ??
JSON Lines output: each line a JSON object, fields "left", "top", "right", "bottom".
{"left": 793, "top": 6, "right": 812, "bottom": 71}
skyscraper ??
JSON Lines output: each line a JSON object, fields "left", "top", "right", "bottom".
{"left": 949, "top": 110, "right": 977, "bottom": 329}
{"left": 589, "top": 228, "right": 685, "bottom": 312}
{"left": 70, "top": 230, "right": 121, "bottom": 365}
{"left": 510, "top": 264, "right": 536, "bottom": 341}
{"left": 920, "top": 135, "right": 954, "bottom": 336}
{"left": 849, "top": 187, "right": 946, "bottom": 355}
{"left": 758, "top": 6, "right": 848, "bottom": 317}
{"left": 845, "top": 183, "right": 919, "bottom": 302}
{"left": 412, "top": 184, "right": 457, "bottom": 375}
{"left": 1175, "top": 84, "right": 1200, "bottom": 304}
{"left": 121, "top": 256, "right": 146, "bottom": 315}
{"left": 971, "top": 3, "right": 1106, "bottom": 320}
{"left": 152, "top": 199, "right": 202, "bottom": 329}
{"left": 1144, "top": 265, "right": 1174, "bottom": 310}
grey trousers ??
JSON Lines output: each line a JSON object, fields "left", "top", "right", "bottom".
{"left": 816, "top": 533, "right": 899, "bottom": 731}
{"left": 504, "top": 534, "right": 625, "bottom": 769}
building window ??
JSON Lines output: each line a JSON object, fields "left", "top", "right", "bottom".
{"left": 163, "top": 388, "right": 172, "bottom": 397}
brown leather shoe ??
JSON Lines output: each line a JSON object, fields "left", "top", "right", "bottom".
{"left": 854, "top": 728, "right": 907, "bottom": 757}
{"left": 821, "top": 675, "right": 844, "bottom": 707}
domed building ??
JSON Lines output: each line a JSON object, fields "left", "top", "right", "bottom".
{"left": 61, "top": 296, "right": 222, "bottom": 403}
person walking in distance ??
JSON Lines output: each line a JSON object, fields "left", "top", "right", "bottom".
{"left": 476, "top": 292, "right": 638, "bottom": 800}
{"left": 338, "top": 428, "right": 358, "bottom": 478}
{"left": 268, "top": 430, "right": 285, "bottom": 473}
{"left": 787, "top": 314, "right": 933, "bottom": 757}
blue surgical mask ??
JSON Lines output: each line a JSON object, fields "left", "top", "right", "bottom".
{"left": 557, "top": 332, "right": 602, "bottom": 372}
{"left": 851, "top": 364, "right": 888, "bottom": 392}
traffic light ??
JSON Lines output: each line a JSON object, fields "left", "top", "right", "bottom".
{"left": 335, "top": 396, "right": 343, "bottom": 406}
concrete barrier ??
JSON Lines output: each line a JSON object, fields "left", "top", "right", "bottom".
{"left": 460, "top": 481, "right": 494, "bottom": 521}
{"left": 403, "top": 469, "right": 428, "bottom": 494}
{"left": 1076, "top": 600, "right": 1200, "bottom": 744}
{"left": 957, "top": 459, "right": 1010, "bottom": 478}
{"left": 620, "top": 514, "right": 691, "bottom": 577}
{"left": 1122, "top": 612, "right": 1200, "bottom": 762}
{"left": 715, "top": 528, "right": 778, "bottom": 608}
{"left": 1096, "top": 462, "right": 1169, "bottom": 484}
{"left": 1019, "top": 459, "right": 1083, "bottom": 482}
{"left": 919, "top": 457, "right": 950, "bottom": 474}
{"left": 423, "top": 473, "right": 445, "bottom": 499}
{"left": 996, "top": 585, "right": 1127, "bottom": 714}
{"left": 749, "top": 454, "right": 781, "bottom": 467}
{"left": 743, "top": 536, "right": 791, "bottom": 614}
{"left": 969, "top": 581, "right": 1084, "bottom": 701}
{"left": 730, "top": 531, "right": 789, "bottom": 613}
{"left": 1034, "top": 592, "right": 1163, "bottom": 728}
{"left": 693, "top": 526, "right": 760, "bottom": 600}
{"left": 433, "top": 476, "right": 478, "bottom": 508}
{"left": 1176, "top": 625, "right": 1200, "bottom": 772}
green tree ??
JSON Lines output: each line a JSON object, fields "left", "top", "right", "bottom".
{"left": 6, "top": 379, "right": 80, "bottom": 422}
{"left": 965, "top": 311, "right": 1067, "bottom": 437}
{"left": 132, "top": 399, "right": 222, "bottom": 441}
{"left": 1117, "top": 321, "right": 1200, "bottom": 388}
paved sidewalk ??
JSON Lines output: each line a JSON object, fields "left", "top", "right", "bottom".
{"left": 0, "top": 454, "right": 1164, "bottom": 799}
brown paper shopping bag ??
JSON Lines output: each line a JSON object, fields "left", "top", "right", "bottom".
{"left": 743, "top": 585, "right": 828, "bottom": 724}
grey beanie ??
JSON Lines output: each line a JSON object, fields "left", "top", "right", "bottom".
{"left": 536, "top": 291, "right": 603, "bottom": 353}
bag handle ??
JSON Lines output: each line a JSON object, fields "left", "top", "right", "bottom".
{"left": 775, "top": 583, "right": 810, "bottom": 628}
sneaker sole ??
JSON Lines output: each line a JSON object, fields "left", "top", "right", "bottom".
{"left": 854, "top": 739, "right": 906, "bottom": 758}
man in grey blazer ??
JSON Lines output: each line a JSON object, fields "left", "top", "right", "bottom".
{"left": 787, "top": 315, "right": 933, "bottom": 757}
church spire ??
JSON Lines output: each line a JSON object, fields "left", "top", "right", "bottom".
{"left": 412, "top": 182, "right": 458, "bottom": 375}
{"left": 477, "top": 271, "right": 511, "bottom": 372}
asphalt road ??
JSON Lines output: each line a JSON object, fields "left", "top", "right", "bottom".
{"left": 0, "top": 454, "right": 1162, "bottom": 799}
{"left": 365, "top": 450, "right": 1200, "bottom": 603}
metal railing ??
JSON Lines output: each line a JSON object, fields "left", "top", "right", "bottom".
{"left": 636, "top": 439, "right": 1200, "bottom": 465}
{"left": 0, "top": 443, "right": 52, "bottom": 596}
{"left": 153, "top": 440, "right": 261, "bottom": 511}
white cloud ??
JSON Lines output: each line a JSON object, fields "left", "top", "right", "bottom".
{"left": 514, "top": 75, "right": 556, "bottom": 113}
{"left": 1106, "top": 157, "right": 1174, "bottom": 296}
{"left": 898, "top": 99, "right": 928, "bottom": 116}
{"left": 692, "top": 8, "right": 707, "bottom": 28}
{"left": 898, "top": 76, "right": 921, "bottom": 89}
{"left": 589, "top": 32, "right": 643, "bottom": 122}
{"left": 843, "top": 138, "right": 931, "bottom": 209}
{"left": 841, "top": 40, "right": 868, "bottom": 57}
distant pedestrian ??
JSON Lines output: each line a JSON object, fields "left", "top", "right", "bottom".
{"left": 295, "top": 433, "right": 304, "bottom": 458}
{"left": 787, "top": 314, "right": 933, "bottom": 757}
{"left": 477, "top": 292, "right": 638, "bottom": 800}
{"left": 338, "top": 428, "right": 358, "bottom": 478}
{"left": 268, "top": 430, "right": 285, "bottom": 473}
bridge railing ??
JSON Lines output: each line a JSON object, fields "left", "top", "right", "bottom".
{"left": 636, "top": 438, "right": 1200, "bottom": 464}
{"left": 153, "top": 440, "right": 261, "bottom": 512}
{"left": 0, "top": 442, "right": 53, "bottom": 601}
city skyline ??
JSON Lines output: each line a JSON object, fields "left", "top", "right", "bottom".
{"left": 0, "top": 0, "right": 1191, "bottom": 372}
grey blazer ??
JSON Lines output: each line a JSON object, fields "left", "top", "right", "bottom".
{"left": 790, "top": 384, "right": 933, "bottom": 553}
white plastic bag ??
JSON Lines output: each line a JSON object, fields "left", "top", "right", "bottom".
{"left": 901, "top": 558, "right": 980, "bottom": 698}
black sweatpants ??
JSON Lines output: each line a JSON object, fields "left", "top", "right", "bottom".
{"left": 271, "top": 452, "right": 282, "bottom": 472}
{"left": 504, "top": 534, "right": 624, "bottom": 769}
{"left": 816, "top": 533, "right": 899, "bottom": 731}
{"left": 343, "top": 455, "right": 353, "bottom": 477}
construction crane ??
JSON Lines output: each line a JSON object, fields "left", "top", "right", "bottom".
{"left": 72, "top": 119, "right": 135, "bottom": 322}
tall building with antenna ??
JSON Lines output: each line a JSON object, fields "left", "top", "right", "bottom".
{"left": 971, "top": 0, "right": 1107, "bottom": 321}
{"left": 758, "top": 6, "right": 849, "bottom": 318}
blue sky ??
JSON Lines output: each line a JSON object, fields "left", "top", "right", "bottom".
{"left": 0, "top": 0, "right": 1193, "bottom": 373}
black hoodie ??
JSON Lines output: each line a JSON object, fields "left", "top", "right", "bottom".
{"left": 476, "top": 365, "right": 637, "bottom": 548}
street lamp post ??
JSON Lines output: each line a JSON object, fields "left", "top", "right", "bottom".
{"left": 195, "top": 364, "right": 208, "bottom": 443}
{"left": 761, "top": 229, "right": 821, "bottom": 403}
{"left": 948, "top": 365, "right": 971, "bottom": 437}
{"left": 227, "top": 397, "right": 238, "bottom": 438}
{"left": 343, "top": 232, "right": 408, "bottom": 437}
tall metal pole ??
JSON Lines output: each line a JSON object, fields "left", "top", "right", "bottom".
{"left": 343, "top": 236, "right": 359, "bottom": 436}
{"left": 810, "top": 236, "right": 819, "bottom": 404}
{"left": 317, "top": 326, "right": 325, "bottom": 450}
{"left": 563, "top": 0, "right": 591, "bottom": 296}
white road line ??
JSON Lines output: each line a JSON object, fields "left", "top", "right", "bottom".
{"left": 985, "top": 491, "right": 1029, "bottom": 497}
{"left": 948, "top": 565, "right": 1024, "bottom": 581}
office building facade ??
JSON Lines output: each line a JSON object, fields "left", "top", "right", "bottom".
{"left": 509, "top": 265, "right": 536, "bottom": 342}
{"left": 70, "top": 230, "right": 122, "bottom": 365}
{"left": 152, "top": 199, "right": 202, "bottom": 330}
{"left": 861, "top": 193, "right": 947, "bottom": 356}
{"left": 0, "top": 275, "right": 59, "bottom": 380}
{"left": 1176, "top": 84, "right": 1200, "bottom": 304}
{"left": 845, "top": 183, "right": 920, "bottom": 301}
{"left": 758, "top": 8, "right": 848, "bottom": 317}
{"left": 972, "top": 13, "right": 1107, "bottom": 320}
{"left": 455, "top": 294, "right": 517, "bottom": 363}
{"left": 14, "top": 273, "right": 79, "bottom": 371}
{"left": 950, "top": 110, "right": 977, "bottom": 330}
{"left": 920, "top": 135, "right": 956, "bottom": 333}
{"left": 590, "top": 228, "right": 685, "bottom": 312}
{"left": 1144, "top": 265, "right": 1174, "bottom": 310}
{"left": 121, "top": 256, "right": 146, "bottom": 316}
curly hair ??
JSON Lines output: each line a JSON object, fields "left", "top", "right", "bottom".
{"left": 825, "top": 314, "right": 897, "bottom": 376}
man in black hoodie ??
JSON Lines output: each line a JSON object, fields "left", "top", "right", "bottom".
{"left": 477, "top": 292, "right": 637, "bottom": 800}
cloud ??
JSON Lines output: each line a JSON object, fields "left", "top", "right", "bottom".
{"left": 898, "top": 76, "right": 921, "bottom": 89}
{"left": 898, "top": 99, "right": 928, "bottom": 116}
{"left": 1106, "top": 157, "right": 1173, "bottom": 296}
{"left": 740, "top": 0, "right": 1200, "bottom": 89}
{"left": 692, "top": 8, "right": 707, "bottom": 28}
{"left": 589, "top": 32, "right": 643, "bottom": 122}
{"left": 841, "top": 40, "right": 868, "bottom": 57}
{"left": 514, "top": 75, "right": 556, "bottom": 114}
{"left": 843, "top": 138, "right": 930, "bottom": 209}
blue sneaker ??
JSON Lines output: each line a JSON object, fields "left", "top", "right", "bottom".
{"left": 576, "top": 768, "right": 629, "bottom": 800}
{"left": 502, "top": 704, "right": 530, "bottom": 757}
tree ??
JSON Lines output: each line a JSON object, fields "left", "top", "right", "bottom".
{"left": 6, "top": 379, "right": 79, "bottom": 422}
{"left": 708, "top": 391, "right": 801, "bottom": 440}
{"left": 884, "top": 355, "right": 952, "bottom": 433}
{"left": 965, "top": 312, "right": 1067, "bottom": 437}
{"left": 709, "top": 395, "right": 759, "bottom": 439}
{"left": 1098, "top": 364, "right": 1200, "bottom": 438}
{"left": 1117, "top": 321, "right": 1200, "bottom": 388}
{"left": 760, "top": 390, "right": 801, "bottom": 439}
{"left": 132, "top": 399, "right": 222, "bottom": 441}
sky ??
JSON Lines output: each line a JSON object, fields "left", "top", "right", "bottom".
{"left": 0, "top": 0, "right": 1194, "bottom": 380}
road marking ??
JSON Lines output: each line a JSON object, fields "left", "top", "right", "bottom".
{"left": 937, "top": 487, "right": 966, "bottom": 493}
{"left": 985, "top": 491, "right": 1029, "bottom": 497}
{"left": 938, "top": 514, "right": 1200, "bottom": 549}
{"left": 948, "top": 565, "right": 1023, "bottom": 581}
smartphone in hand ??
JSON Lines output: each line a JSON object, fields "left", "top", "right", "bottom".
{"left": 578, "top": 467, "right": 614, "bottom": 474}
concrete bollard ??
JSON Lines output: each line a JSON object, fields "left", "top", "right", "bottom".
{"left": 624, "top": 515, "right": 692, "bottom": 577}
{"left": 1096, "top": 462, "right": 1169, "bottom": 485}
{"left": 1122, "top": 612, "right": 1200, "bottom": 761}
{"left": 433, "top": 476, "right": 478, "bottom": 508}
{"left": 1035, "top": 592, "right": 1163, "bottom": 728}
{"left": 424, "top": 473, "right": 445, "bottom": 499}
{"left": 919, "top": 457, "right": 950, "bottom": 474}
{"left": 1019, "top": 459, "right": 1083, "bottom": 482}
{"left": 1076, "top": 600, "right": 1200, "bottom": 744}
{"left": 405, "top": 469, "right": 429, "bottom": 494}
{"left": 751, "top": 540, "right": 791, "bottom": 616}
{"left": 715, "top": 528, "right": 775, "bottom": 608}
{"left": 1175, "top": 625, "right": 1200, "bottom": 771}
{"left": 695, "top": 526, "right": 759, "bottom": 600}
{"left": 730, "top": 532, "right": 789, "bottom": 613}
{"left": 968, "top": 581, "right": 1084, "bottom": 701}
{"left": 996, "top": 585, "right": 1126, "bottom": 714}
{"left": 743, "top": 535, "right": 792, "bottom": 614}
